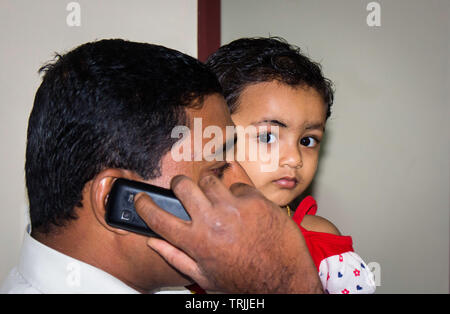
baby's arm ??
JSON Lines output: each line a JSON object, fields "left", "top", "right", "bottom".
{"left": 300, "top": 215, "right": 376, "bottom": 294}
{"left": 301, "top": 214, "right": 341, "bottom": 235}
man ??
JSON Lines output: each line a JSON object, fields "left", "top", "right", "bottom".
{"left": 1, "top": 39, "right": 322, "bottom": 293}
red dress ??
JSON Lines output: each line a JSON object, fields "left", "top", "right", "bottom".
{"left": 292, "top": 196, "right": 353, "bottom": 269}
{"left": 292, "top": 196, "right": 376, "bottom": 294}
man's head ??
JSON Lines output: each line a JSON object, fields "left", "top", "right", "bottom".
{"left": 26, "top": 39, "right": 249, "bottom": 291}
{"left": 27, "top": 39, "right": 222, "bottom": 233}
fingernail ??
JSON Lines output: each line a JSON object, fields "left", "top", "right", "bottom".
{"left": 199, "top": 175, "right": 215, "bottom": 186}
{"left": 170, "top": 175, "right": 185, "bottom": 190}
{"left": 147, "top": 239, "right": 158, "bottom": 250}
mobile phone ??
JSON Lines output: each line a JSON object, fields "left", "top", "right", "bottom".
{"left": 105, "top": 178, "right": 190, "bottom": 237}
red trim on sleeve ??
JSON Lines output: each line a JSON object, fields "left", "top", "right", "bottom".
{"left": 292, "top": 195, "right": 317, "bottom": 226}
{"left": 293, "top": 196, "right": 354, "bottom": 270}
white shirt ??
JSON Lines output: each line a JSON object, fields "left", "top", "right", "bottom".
{"left": 0, "top": 226, "right": 190, "bottom": 294}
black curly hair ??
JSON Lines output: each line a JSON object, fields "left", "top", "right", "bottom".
{"left": 206, "top": 37, "right": 334, "bottom": 119}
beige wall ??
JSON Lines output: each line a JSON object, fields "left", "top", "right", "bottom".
{"left": 222, "top": 0, "right": 449, "bottom": 293}
{"left": 0, "top": 0, "right": 197, "bottom": 283}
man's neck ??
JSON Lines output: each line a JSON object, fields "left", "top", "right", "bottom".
{"left": 31, "top": 223, "right": 150, "bottom": 293}
{"left": 31, "top": 219, "right": 190, "bottom": 293}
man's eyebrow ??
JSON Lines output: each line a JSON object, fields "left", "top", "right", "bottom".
{"left": 208, "top": 133, "right": 237, "bottom": 159}
{"left": 252, "top": 119, "right": 287, "bottom": 128}
{"left": 222, "top": 133, "right": 238, "bottom": 153}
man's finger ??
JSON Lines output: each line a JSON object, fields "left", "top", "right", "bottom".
{"left": 147, "top": 238, "right": 211, "bottom": 290}
{"left": 198, "top": 175, "right": 231, "bottom": 205}
{"left": 170, "top": 175, "right": 211, "bottom": 217}
{"left": 229, "top": 182, "right": 260, "bottom": 198}
{"left": 134, "top": 192, "right": 190, "bottom": 245}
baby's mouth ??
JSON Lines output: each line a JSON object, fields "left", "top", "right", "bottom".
{"left": 272, "top": 176, "right": 298, "bottom": 189}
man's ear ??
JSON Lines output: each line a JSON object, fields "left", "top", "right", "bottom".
{"left": 90, "top": 168, "right": 138, "bottom": 235}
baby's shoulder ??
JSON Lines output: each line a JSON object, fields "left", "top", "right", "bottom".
{"left": 300, "top": 214, "right": 341, "bottom": 235}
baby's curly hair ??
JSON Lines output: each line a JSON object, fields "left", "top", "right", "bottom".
{"left": 206, "top": 37, "right": 334, "bottom": 119}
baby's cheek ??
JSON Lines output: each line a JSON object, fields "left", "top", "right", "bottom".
{"left": 239, "top": 160, "right": 274, "bottom": 190}
{"left": 297, "top": 161, "right": 319, "bottom": 192}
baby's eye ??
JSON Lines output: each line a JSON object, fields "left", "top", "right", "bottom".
{"left": 258, "top": 132, "right": 277, "bottom": 144}
{"left": 300, "top": 136, "right": 320, "bottom": 147}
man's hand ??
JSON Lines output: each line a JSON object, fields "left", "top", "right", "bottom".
{"left": 134, "top": 175, "right": 323, "bottom": 293}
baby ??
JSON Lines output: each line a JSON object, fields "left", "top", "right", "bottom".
{"left": 206, "top": 37, "right": 376, "bottom": 294}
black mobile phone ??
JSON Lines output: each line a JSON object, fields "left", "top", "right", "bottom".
{"left": 105, "top": 178, "right": 190, "bottom": 237}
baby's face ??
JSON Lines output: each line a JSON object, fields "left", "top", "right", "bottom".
{"left": 231, "top": 81, "right": 326, "bottom": 206}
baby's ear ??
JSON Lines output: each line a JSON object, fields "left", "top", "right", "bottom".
{"left": 301, "top": 215, "right": 341, "bottom": 235}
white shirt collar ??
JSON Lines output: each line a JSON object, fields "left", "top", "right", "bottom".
{"left": 17, "top": 225, "right": 140, "bottom": 294}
